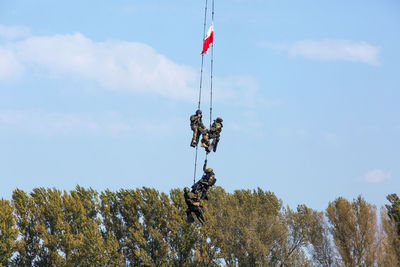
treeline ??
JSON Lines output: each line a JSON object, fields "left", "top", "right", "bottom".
{"left": 0, "top": 186, "right": 399, "bottom": 266}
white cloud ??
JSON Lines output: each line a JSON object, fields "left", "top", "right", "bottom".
{"left": 0, "top": 109, "right": 175, "bottom": 136}
{"left": 261, "top": 40, "right": 380, "bottom": 65}
{"left": 0, "top": 24, "right": 31, "bottom": 40}
{"left": 11, "top": 32, "right": 198, "bottom": 99}
{"left": 0, "top": 25, "right": 265, "bottom": 105}
{"left": 360, "top": 169, "right": 392, "bottom": 183}
{"left": 0, "top": 46, "right": 23, "bottom": 79}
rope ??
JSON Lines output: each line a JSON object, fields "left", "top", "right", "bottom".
{"left": 209, "top": 0, "right": 214, "bottom": 128}
{"left": 193, "top": 145, "right": 199, "bottom": 184}
{"left": 193, "top": 0, "right": 208, "bottom": 184}
{"left": 197, "top": 0, "right": 208, "bottom": 110}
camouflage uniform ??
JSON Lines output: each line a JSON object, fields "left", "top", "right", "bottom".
{"left": 191, "top": 160, "right": 217, "bottom": 200}
{"left": 190, "top": 110, "right": 208, "bottom": 147}
{"left": 207, "top": 117, "right": 223, "bottom": 153}
{"left": 184, "top": 187, "right": 205, "bottom": 224}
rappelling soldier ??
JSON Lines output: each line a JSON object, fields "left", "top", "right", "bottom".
{"left": 191, "top": 159, "right": 216, "bottom": 200}
{"left": 190, "top": 109, "right": 209, "bottom": 148}
{"left": 184, "top": 187, "right": 206, "bottom": 225}
{"left": 207, "top": 117, "right": 223, "bottom": 153}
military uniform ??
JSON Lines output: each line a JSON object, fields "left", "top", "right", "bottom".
{"left": 191, "top": 160, "right": 217, "bottom": 200}
{"left": 190, "top": 110, "right": 208, "bottom": 147}
{"left": 207, "top": 117, "right": 223, "bottom": 152}
{"left": 184, "top": 188, "right": 205, "bottom": 224}
{"left": 202, "top": 160, "right": 216, "bottom": 186}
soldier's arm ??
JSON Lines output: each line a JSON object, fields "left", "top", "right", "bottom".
{"left": 198, "top": 118, "right": 206, "bottom": 129}
{"left": 200, "top": 179, "right": 209, "bottom": 185}
{"left": 188, "top": 193, "right": 201, "bottom": 205}
{"left": 186, "top": 194, "right": 196, "bottom": 205}
{"left": 210, "top": 174, "right": 215, "bottom": 182}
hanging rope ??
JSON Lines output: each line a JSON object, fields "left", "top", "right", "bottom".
{"left": 197, "top": 0, "right": 208, "bottom": 111}
{"left": 209, "top": 0, "right": 214, "bottom": 128}
{"left": 205, "top": 0, "right": 215, "bottom": 164}
{"left": 194, "top": 0, "right": 209, "bottom": 184}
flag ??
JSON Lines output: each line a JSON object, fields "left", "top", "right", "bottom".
{"left": 201, "top": 25, "right": 214, "bottom": 54}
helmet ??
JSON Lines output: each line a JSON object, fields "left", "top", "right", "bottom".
{"left": 184, "top": 187, "right": 190, "bottom": 193}
{"left": 216, "top": 117, "right": 223, "bottom": 122}
{"left": 206, "top": 168, "right": 213, "bottom": 173}
{"left": 195, "top": 109, "right": 202, "bottom": 115}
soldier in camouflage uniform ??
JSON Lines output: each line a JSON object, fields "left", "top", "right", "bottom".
{"left": 190, "top": 110, "right": 209, "bottom": 148}
{"left": 191, "top": 160, "right": 216, "bottom": 200}
{"left": 184, "top": 187, "right": 206, "bottom": 224}
{"left": 206, "top": 117, "right": 223, "bottom": 153}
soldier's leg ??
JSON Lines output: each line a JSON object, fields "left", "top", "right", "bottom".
{"left": 213, "top": 137, "right": 219, "bottom": 152}
{"left": 191, "top": 127, "right": 198, "bottom": 147}
{"left": 186, "top": 209, "right": 195, "bottom": 223}
{"left": 190, "top": 207, "right": 203, "bottom": 224}
{"left": 194, "top": 207, "right": 206, "bottom": 224}
{"left": 196, "top": 130, "right": 201, "bottom": 145}
{"left": 200, "top": 187, "right": 209, "bottom": 200}
{"left": 201, "top": 134, "right": 210, "bottom": 149}
{"left": 201, "top": 191, "right": 208, "bottom": 200}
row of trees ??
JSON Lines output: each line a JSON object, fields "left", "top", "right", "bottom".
{"left": 0, "top": 186, "right": 399, "bottom": 266}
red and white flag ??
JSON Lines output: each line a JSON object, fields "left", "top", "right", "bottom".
{"left": 201, "top": 25, "right": 214, "bottom": 54}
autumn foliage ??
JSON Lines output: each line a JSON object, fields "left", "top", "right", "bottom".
{"left": 0, "top": 187, "right": 399, "bottom": 266}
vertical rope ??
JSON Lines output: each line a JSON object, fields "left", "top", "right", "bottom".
{"left": 197, "top": 0, "right": 208, "bottom": 110}
{"left": 193, "top": 145, "right": 199, "bottom": 184}
{"left": 194, "top": 0, "right": 208, "bottom": 184}
{"left": 209, "top": 0, "right": 214, "bottom": 128}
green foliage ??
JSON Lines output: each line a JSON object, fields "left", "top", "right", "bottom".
{"left": 326, "top": 196, "right": 378, "bottom": 266}
{"left": 383, "top": 194, "right": 400, "bottom": 266}
{"left": 0, "top": 186, "right": 394, "bottom": 266}
{"left": 386, "top": 193, "right": 400, "bottom": 237}
{"left": 0, "top": 199, "right": 18, "bottom": 266}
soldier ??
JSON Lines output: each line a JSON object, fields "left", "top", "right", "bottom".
{"left": 191, "top": 160, "right": 216, "bottom": 200}
{"left": 184, "top": 187, "right": 206, "bottom": 225}
{"left": 190, "top": 110, "right": 209, "bottom": 148}
{"left": 207, "top": 117, "right": 223, "bottom": 153}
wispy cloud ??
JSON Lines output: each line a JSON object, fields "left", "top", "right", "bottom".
{"left": 8, "top": 32, "right": 198, "bottom": 100}
{"left": 0, "top": 25, "right": 31, "bottom": 40}
{"left": 0, "top": 25, "right": 266, "bottom": 106}
{"left": 360, "top": 169, "right": 392, "bottom": 183}
{"left": 0, "top": 109, "right": 175, "bottom": 136}
{"left": 261, "top": 40, "right": 380, "bottom": 65}
{"left": 0, "top": 46, "right": 23, "bottom": 79}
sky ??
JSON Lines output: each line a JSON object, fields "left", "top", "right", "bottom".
{"left": 0, "top": 0, "right": 399, "bottom": 211}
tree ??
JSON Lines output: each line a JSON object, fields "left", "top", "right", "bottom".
{"left": 378, "top": 209, "right": 400, "bottom": 267}
{"left": 138, "top": 187, "right": 173, "bottom": 265}
{"left": 205, "top": 187, "right": 287, "bottom": 266}
{"left": 386, "top": 193, "right": 400, "bottom": 237}
{"left": 12, "top": 189, "right": 40, "bottom": 266}
{"left": 0, "top": 199, "right": 18, "bottom": 266}
{"left": 62, "top": 186, "right": 120, "bottom": 265}
{"left": 379, "top": 194, "right": 400, "bottom": 266}
{"left": 305, "top": 210, "right": 336, "bottom": 266}
{"left": 326, "top": 196, "right": 378, "bottom": 266}
{"left": 29, "top": 188, "right": 64, "bottom": 266}
{"left": 169, "top": 188, "right": 200, "bottom": 266}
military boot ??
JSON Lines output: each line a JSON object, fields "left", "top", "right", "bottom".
{"left": 201, "top": 135, "right": 210, "bottom": 148}
{"left": 190, "top": 139, "right": 197, "bottom": 147}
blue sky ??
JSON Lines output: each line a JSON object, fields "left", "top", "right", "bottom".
{"left": 0, "top": 0, "right": 399, "bottom": 211}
